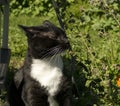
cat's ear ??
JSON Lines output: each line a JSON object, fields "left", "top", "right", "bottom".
{"left": 18, "top": 25, "right": 39, "bottom": 38}
{"left": 43, "top": 20, "right": 53, "bottom": 25}
{"left": 18, "top": 25, "right": 36, "bottom": 33}
{"left": 43, "top": 20, "right": 55, "bottom": 28}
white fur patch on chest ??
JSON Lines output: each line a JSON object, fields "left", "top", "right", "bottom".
{"left": 30, "top": 55, "right": 63, "bottom": 96}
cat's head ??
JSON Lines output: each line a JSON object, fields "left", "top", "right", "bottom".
{"left": 19, "top": 20, "right": 70, "bottom": 59}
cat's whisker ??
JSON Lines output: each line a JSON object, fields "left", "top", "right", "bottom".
{"left": 40, "top": 49, "right": 56, "bottom": 60}
{"left": 40, "top": 44, "right": 64, "bottom": 63}
{"left": 54, "top": 51, "right": 60, "bottom": 63}
{"left": 47, "top": 46, "right": 62, "bottom": 64}
{"left": 57, "top": 49, "right": 63, "bottom": 63}
{"left": 40, "top": 45, "right": 61, "bottom": 59}
{"left": 49, "top": 54, "right": 57, "bottom": 63}
{"left": 49, "top": 48, "right": 60, "bottom": 63}
{"left": 39, "top": 48, "right": 53, "bottom": 59}
{"left": 50, "top": 47, "right": 62, "bottom": 64}
{"left": 37, "top": 46, "right": 57, "bottom": 59}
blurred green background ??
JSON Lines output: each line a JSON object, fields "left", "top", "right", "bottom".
{"left": 0, "top": 0, "right": 120, "bottom": 105}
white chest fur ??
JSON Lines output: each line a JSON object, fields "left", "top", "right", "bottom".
{"left": 30, "top": 55, "right": 63, "bottom": 96}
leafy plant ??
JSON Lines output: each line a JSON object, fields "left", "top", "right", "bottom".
{"left": 10, "top": 0, "right": 75, "bottom": 16}
{"left": 64, "top": 0, "right": 120, "bottom": 105}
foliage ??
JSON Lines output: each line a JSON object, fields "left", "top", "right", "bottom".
{"left": 64, "top": 0, "right": 120, "bottom": 105}
{"left": 0, "top": 0, "right": 120, "bottom": 105}
{"left": 10, "top": 0, "right": 74, "bottom": 16}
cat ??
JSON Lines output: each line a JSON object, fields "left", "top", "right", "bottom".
{"left": 4, "top": 20, "right": 72, "bottom": 106}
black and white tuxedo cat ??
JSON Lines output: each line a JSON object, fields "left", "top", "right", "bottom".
{"left": 4, "top": 20, "right": 72, "bottom": 106}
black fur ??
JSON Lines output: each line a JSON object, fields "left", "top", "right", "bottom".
{"left": 4, "top": 20, "right": 72, "bottom": 106}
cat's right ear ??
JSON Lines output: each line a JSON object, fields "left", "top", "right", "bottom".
{"left": 18, "top": 25, "right": 35, "bottom": 37}
{"left": 18, "top": 25, "right": 29, "bottom": 32}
